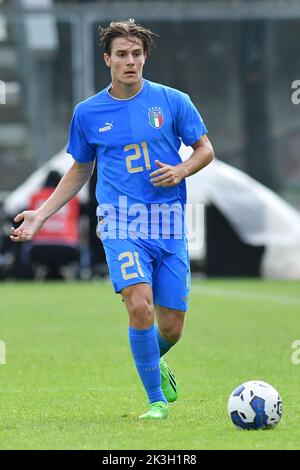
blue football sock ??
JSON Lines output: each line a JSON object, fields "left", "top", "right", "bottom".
{"left": 128, "top": 325, "right": 167, "bottom": 404}
{"left": 154, "top": 324, "right": 176, "bottom": 357}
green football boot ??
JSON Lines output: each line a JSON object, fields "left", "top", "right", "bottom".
{"left": 160, "top": 357, "right": 179, "bottom": 403}
{"left": 139, "top": 401, "right": 169, "bottom": 420}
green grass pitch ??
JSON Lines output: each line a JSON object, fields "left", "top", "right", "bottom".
{"left": 1, "top": 278, "right": 300, "bottom": 449}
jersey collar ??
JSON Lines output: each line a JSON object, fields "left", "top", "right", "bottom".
{"left": 106, "top": 79, "right": 147, "bottom": 101}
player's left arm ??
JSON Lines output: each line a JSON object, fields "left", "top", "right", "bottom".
{"left": 150, "top": 134, "right": 214, "bottom": 188}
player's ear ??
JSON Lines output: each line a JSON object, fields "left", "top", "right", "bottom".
{"left": 103, "top": 53, "right": 111, "bottom": 67}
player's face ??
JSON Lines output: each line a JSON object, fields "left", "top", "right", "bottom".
{"left": 104, "top": 37, "right": 146, "bottom": 88}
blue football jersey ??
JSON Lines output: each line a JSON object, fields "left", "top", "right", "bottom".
{"left": 67, "top": 79, "right": 207, "bottom": 236}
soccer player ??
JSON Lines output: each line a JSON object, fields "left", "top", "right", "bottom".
{"left": 10, "top": 19, "right": 214, "bottom": 419}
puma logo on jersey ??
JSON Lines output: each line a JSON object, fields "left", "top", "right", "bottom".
{"left": 99, "top": 121, "right": 114, "bottom": 133}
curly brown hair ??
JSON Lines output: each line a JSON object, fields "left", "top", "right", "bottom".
{"left": 99, "top": 19, "right": 157, "bottom": 55}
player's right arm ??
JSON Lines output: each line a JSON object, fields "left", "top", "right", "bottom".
{"left": 10, "top": 160, "right": 95, "bottom": 243}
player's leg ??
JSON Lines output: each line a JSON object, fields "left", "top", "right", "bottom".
{"left": 152, "top": 236, "right": 191, "bottom": 402}
{"left": 153, "top": 239, "right": 190, "bottom": 358}
{"left": 121, "top": 283, "right": 168, "bottom": 419}
{"left": 100, "top": 235, "right": 168, "bottom": 418}
{"left": 155, "top": 306, "right": 185, "bottom": 357}
{"left": 155, "top": 307, "right": 185, "bottom": 403}
{"left": 121, "top": 282, "right": 154, "bottom": 329}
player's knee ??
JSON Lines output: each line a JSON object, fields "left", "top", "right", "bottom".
{"left": 127, "top": 297, "right": 154, "bottom": 327}
{"left": 166, "top": 330, "right": 183, "bottom": 344}
{"left": 159, "top": 323, "right": 184, "bottom": 343}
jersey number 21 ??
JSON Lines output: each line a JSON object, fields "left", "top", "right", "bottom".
{"left": 125, "top": 142, "right": 151, "bottom": 173}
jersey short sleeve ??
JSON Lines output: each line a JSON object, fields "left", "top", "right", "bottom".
{"left": 66, "top": 105, "right": 96, "bottom": 163}
{"left": 176, "top": 92, "right": 207, "bottom": 146}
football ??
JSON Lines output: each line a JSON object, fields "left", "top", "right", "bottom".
{"left": 228, "top": 380, "right": 282, "bottom": 430}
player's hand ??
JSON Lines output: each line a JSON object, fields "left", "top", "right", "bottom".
{"left": 10, "top": 210, "right": 45, "bottom": 243}
{"left": 150, "top": 160, "right": 186, "bottom": 188}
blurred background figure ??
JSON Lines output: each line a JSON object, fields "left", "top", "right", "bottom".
{"left": 27, "top": 170, "right": 80, "bottom": 280}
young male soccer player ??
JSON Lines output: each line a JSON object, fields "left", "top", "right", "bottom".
{"left": 10, "top": 19, "right": 214, "bottom": 419}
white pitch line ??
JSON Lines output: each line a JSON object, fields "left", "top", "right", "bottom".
{"left": 191, "top": 285, "right": 300, "bottom": 306}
